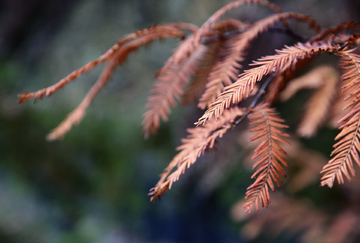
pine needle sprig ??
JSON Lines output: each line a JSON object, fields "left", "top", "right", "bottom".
{"left": 153, "top": 0, "right": 282, "bottom": 101}
{"left": 196, "top": 20, "right": 248, "bottom": 109}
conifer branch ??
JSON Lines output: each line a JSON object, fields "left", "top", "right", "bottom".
{"left": 149, "top": 107, "right": 245, "bottom": 202}
{"left": 198, "top": 12, "right": 320, "bottom": 110}
{"left": 196, "top": 41, "right": 335, "bottom": 126}
{"left": 182, "top": 19, "right": 248, "bottom": 105}
{"left": 17, "top": 0, "right": 360, "bottom": 219}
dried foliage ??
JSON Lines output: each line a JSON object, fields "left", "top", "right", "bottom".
{"left": 235, "top": 130, "right": 360, "bottom": 242}
{"left": 149, "top": 106, "right": 245, "bottom": 202}
{"left": 196, "top": 41, "right": 335, "bottom": 125}
{"left": 142, "top": 38, "right": 207, "bottom": 138}
{"left": 243, "top": 104, "right": 290, "bottom": 212}
{"left": 198, "top": 12, "right": 320, "bottom": 110}
{"left": 280, "top": 65, "right": 340, "bottom": 137}
{"left": 17, "top": 0, "right": 360, "bottom": 240}
{"left": 232, "top": 193, "right": 360, "bottom": 243}
{"left": 321, "top": 50, "right": 360, "bottom": 187}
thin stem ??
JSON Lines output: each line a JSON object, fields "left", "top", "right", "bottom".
{"left": 232, "top": 74, "right": 275, "bottom": 127}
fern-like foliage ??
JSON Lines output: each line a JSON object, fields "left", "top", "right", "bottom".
{"left": 196, "top": 19, "right": 248, "bottom": 109}
{"left": 143, "top": 0, "right": 284, "bottom": 136}
{"left": 142, "top": 38, "right": 207, "bottom": 138}
{"left": 18, "top": 0, "right": 360, "bottom": 220}
{"left": 321, "top": 50, "right": 360, "bottom": 187}
{"left": 198, "top": 12, "right": 320, "bottom": 109}
{"left": 149, "top": 106, "right": 245, "bottom": 202}
{"left": 196, "top": 41, "right": 335, "bottom": 125}
{"left": 243, "top": 104, "right": 290, "bottom": 212}
{"left": 310, "top": 21, "right": 360, "bottom": 43}
{"left": 182, "top": 19, "right": 251, "bottom": 105}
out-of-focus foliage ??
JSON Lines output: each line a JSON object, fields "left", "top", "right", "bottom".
{"left": 2, "top": 0, "right": 360, "bottom": 243}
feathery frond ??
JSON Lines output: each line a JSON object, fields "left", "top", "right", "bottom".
{"left": 149, "top": 106, "right": 245, "bottom": 202}
{"left": 262, "top": 58, "right": 308, "bottom": 105}
{"left": 182, "top": 19, "right": 249, "bottom": 105}
{"left": 198, "top": 31, "right": 243, "bottom": 109}
{"left": 243, "top": 104, "right": 290, "bottom": 213}
{"left": 142, "top": 39, "right": 207, "bottom": 138}
{"left": 197, "top": 20, "right": 249, "bottom": 108}
{"left": 321, "top": 50, "right": 360, "bottom": 187}
{"left": 182, "top": 19, "right": 248, "bottom": 105}
{"left": 143, "top": 1, "right": 283, "bottom": 135}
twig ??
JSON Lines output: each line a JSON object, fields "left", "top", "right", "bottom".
{"left": 232, "top": 74, "right": 275, "bottom": 127}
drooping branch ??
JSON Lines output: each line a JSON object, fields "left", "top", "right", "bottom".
{"left": 321, "top": 50, "right": 360, "bottom": 187}
{"left": 149, "top": 106, "right": 245, "bottom": 202}
{"left": 196, "top": 41, "right": 335, "bottom": 126}
{"left": 18, "top": 23, "right": 189, "bottom": 104}
{"left": 198, "top": 12, "right": 320, "bottom": 110}
{"left": 142, "top": 39, "right": 207, "bottom": 138}
{"left": 31, "top": 25, "right": 190, "bottom": 140}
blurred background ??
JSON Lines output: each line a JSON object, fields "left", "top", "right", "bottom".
{"left": 1, "top": 0, "right": 360, "bottom": 242}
